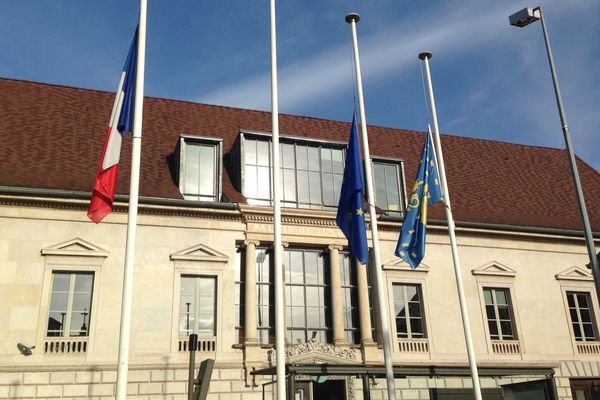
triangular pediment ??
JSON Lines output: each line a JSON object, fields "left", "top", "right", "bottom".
{"left": 170, "top": 243, "right": 228, "bottom": 263}
{"left": 555, "top": 266, "right": 593, "bottom": 282}
{"left": 382, "top": 258, "right": 430, "bottom": 272}
{"left": 41, "top": 238, "right": 108, "bottom": 258}
{"left": 285, "top": 339, "right": 360, "bottom": 365}
{"left": 471, "top": 261, "right": 516, "bottom": 277}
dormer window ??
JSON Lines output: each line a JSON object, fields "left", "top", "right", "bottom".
{"left": 242, "top": 133, "right": 345, "bottom": 210}
{"left": 179, "top": 135, "right": 222, "bottom": 202}
{"left": 372, "top": 158, "right": 405, "bottom": 213}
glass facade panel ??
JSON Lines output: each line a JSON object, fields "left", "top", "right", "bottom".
{"left": 47, "top": 272, "right": 94, "bottom": 337}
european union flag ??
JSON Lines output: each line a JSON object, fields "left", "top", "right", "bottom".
{"left": 395, "top": 130, "right": 443, "bottom": 269}
{"left": 336, "top": 115, "right": 369, "bottom": 264}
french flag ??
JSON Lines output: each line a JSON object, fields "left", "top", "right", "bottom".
{"left": 88, "top": 28, "right": 138, "bottom": 223}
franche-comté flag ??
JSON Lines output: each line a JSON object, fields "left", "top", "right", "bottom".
{"left": 87, "top": 27, "right": 138, "bottom": 224}
{"left": 394, "top": 130, "right": 442, "bottom": 269}
{"left": 336, "top": 115, "right": 369, "bottom": 265}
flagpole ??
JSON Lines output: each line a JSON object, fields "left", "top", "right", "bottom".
{"left": 419, "top": 52, "right": 483, "bottom": 400}
{"left": 270, "top": 1, "right": 286, "bottom": 399}
{"left": 346, "top": 13, "right": 396, "bottom": 400}
{"left": 115, "top": 1, "right": 147, "bottom": 399}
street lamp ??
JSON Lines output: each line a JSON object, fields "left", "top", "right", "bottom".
{"left": 509, "top": 7, "right": 600, "bottom": 302}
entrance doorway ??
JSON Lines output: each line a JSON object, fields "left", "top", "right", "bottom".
{"left": 292, "top": 380, "right": 346, "bottom": 400}
{"left": 571, "top": 379, "right": 600, "bottom": 400}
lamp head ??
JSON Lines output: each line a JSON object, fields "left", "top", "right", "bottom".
{"left": 509, "top": 7, "right": 541, "bottom": 27}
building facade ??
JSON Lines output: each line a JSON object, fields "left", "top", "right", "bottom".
{"left": 2, "top": 78, "right": 600, "bottom": 400}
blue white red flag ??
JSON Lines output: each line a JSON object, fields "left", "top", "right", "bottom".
{"left": 88, "top": 28, "right": 138, "bottom": 223}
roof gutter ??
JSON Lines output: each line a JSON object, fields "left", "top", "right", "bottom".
{"left": 0, "top": 185, "right": 239, "bottom": 211}
{"left": 1, "top": 185, "right": 597, "bottom": 238}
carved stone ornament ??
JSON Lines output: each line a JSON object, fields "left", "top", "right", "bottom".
{"left": 267, "top": 339, "right": 359, "bottom": 366}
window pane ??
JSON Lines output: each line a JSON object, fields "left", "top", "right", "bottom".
{"left": 257, "top": 166, "right": 271, "bottom": 199}
{"left": 198, "top": 145, "right": 215, "bottom": 196}
{"left": 573, "top": 323, "right": 582, "bottom": 339}
{"left": 257, "top": 140, "right": 270, "bottom": 166}
{"left": 52, "top": 273, "right": 70, "bottom": 292}
{"left": 579, "top": 294, "right": 591, "bottom": 309}
{"left": 309, "top": 171, "right": 321, "bottom": 204}
{"left": 307, "top": 147, "right": 319, "bottom": 171}
{"left": 497, "top": 306, "right": 510, "bottom": 320}
{"left": 321, "top": 148, "right": 332, "bottom": 173}
{"left": 567, "top": 293, "right": 576, "bottom": 308}
{"left": 184, "top": 144, "right": 200, "bottom": 196}
{"left": 297, "top": 171, "right": 310, "bottom": 204}
{"left": 282, "top": 143, "right": 294, "bottom": 168}
{"left": 245, "top": 165, "right": 257, "bottom": 199}
{"left": 500, "top": 321, "right": 514, "bottom": 338}
{"left": 410, "top": 318, "right": 423, "bottom": 335}
{"left": 296, "top": 146, "right": 308, "bottom": 170}
{"left": 74, "top": 274, "right": 93, "bottom": 292}
{"left": 332, "top": 149, "right": 344, "bottom": 174}
{"left": 583, "top": 323, "right": 595, "bottom": 339}
{"left": 373, "top": 164, "right": 387, "bottom": 209}
{"left": 49, "top": 293, "right": 69, "bottom": 312}
{"left": 488, "top": 321, "right": 498, "bottom": 336}
{"left": 483, "top": 289, "right": 493, "bottom": 305}
{"left": 385, "top": 165, "right": 401, "bottom": 211}
{"left": 283, "top": 169, "right": 297, "bottom": 202}
{"left": 495, "top": 290, "right": 507, "bottom": 305}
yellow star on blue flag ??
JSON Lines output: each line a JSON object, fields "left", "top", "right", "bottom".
{"left": 394, "top": 130, "right": 442, "bottom": 269}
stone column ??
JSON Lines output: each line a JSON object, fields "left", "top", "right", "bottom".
{"left": 244, "top": 240, "right": 260, "bottom": 345}
{"left": 329, "top": 245, "right": 346, "bottom": 345}
{"left": 356, "top": 260, "right": 374, "bottom": 344}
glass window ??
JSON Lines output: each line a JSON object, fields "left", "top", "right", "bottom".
{"left": 372, "top": 160, "right": 404, "bottom": 212}
{"left": 235, "top": 248, "right": 245, "bottom": 344}
{"left": 340, "top": 253, "right": 360, "bottom": 344}
{"left": 256, "top": 248, "right": 274, "bottom": 344}
{"left": 180, "top": 137, "right": 221, "bottom": 201}
{"left": 47, "top": 272, "right": 94, "bottom": 337}
{"left": 243, "top": 136, "right": 345, "bottom": 210}
{"left": 179, "top": 276, "right": 216, "bottom": 337}
{"left": 567, "top": 291, "right": 598, "bottom": 342}
{"left": 483, "top": 288, "right": 517, "bottom": 341}
{"left": 393, "top": 283, "right": 426, "bottom": 339}
{"left": 285, "top": 249, "right": 331, "bottom": 343}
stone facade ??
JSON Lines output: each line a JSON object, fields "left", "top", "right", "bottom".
{"left": 1, "top": 190, "right": 600, "bottom": 399}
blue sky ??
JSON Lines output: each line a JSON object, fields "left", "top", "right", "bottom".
{"left": 1, "top": 1, "right": 599, "bottom": 171}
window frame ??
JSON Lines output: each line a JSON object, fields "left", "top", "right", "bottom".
{"left": 482, "top": 287, "right": 518, "bottom": 341}
{"left": 284, "top": 247, "right": 332, "bottom": 344}
{"left": 392, "top": 283, "right": 427, "bottom": 339}
{"left": 240, "top": 131, "right": 347, "bottom": 210}
{"left": 566, "top": 291, "right": 599, "bottom": 342}
{"left": 178, "top": 275, "right": 218, "bottom": 337}
{"left": 370, "top": 156, "right": 407, "bottom": 214}
{"left": 178, "top": 134, "right": 223, "bottom": 202}
{"left": 339, "top": 252, "right": 360, "bottom": 344}
{"left": 39, "top": 239, "right": 107, "bottom": 355}
{"left": 46, "top": 271, "right": 95, "bottom": 338}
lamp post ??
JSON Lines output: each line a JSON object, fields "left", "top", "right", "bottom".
{"left": 509, "top": 7, "right": 600, "bottom": 302}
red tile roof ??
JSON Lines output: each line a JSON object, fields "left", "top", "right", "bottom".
{"left": 1, "top": 77, "right": 599, "bottom": 232}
